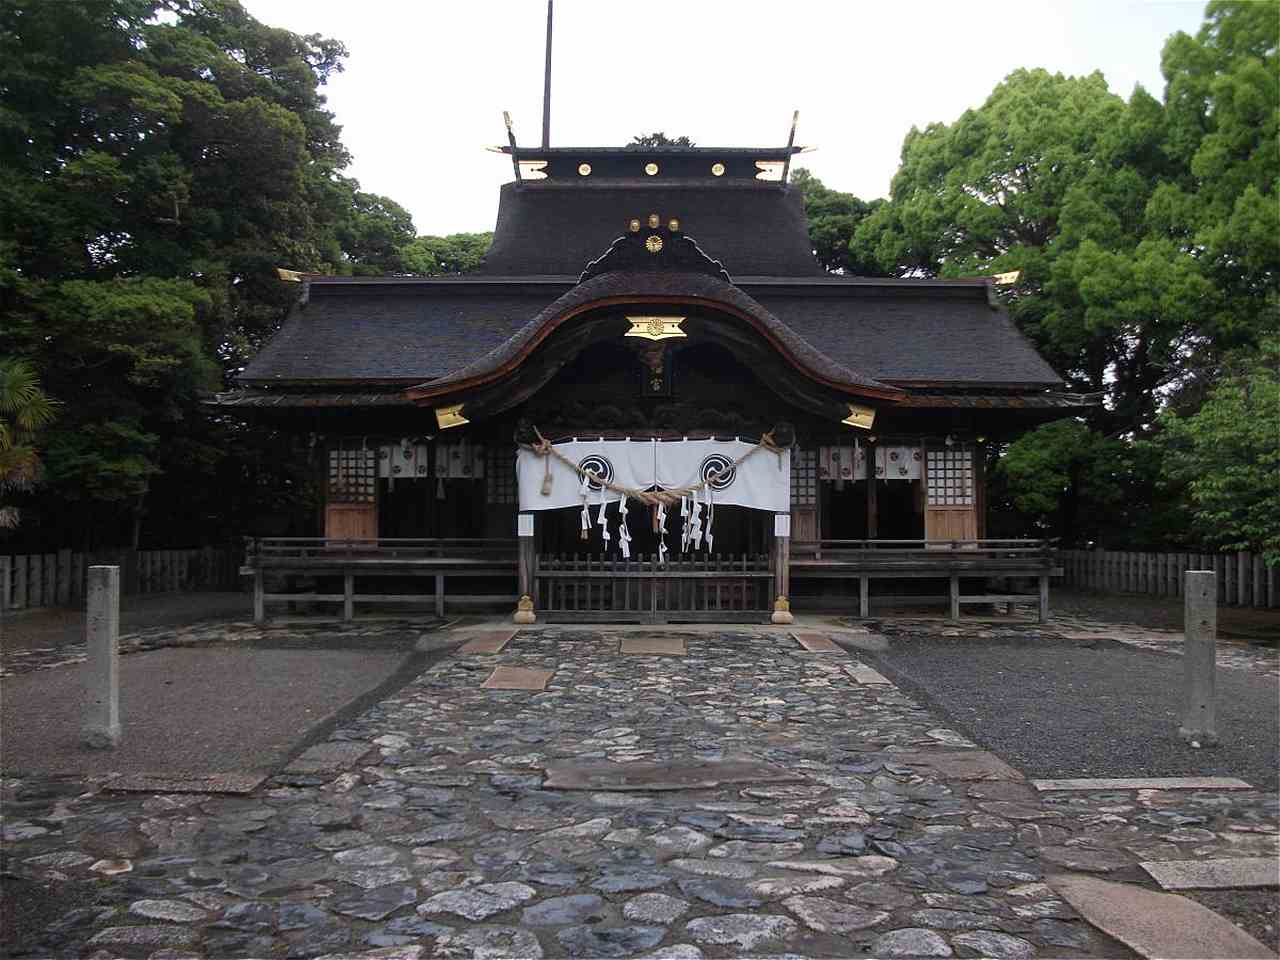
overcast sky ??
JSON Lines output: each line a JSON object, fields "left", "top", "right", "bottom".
{"left": 241, "top": 0, "right": 1208, "bottom": 236}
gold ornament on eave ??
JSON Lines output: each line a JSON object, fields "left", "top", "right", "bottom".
{"left": 624, "top": 316, "right": 687, "bottom": 342}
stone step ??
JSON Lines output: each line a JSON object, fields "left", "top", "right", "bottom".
{"left": 1140, "top": 857, "right": 1280, "bottom": 891}
{"left": 1031, "top": 776, "right": 1253, "bottom": 792}
{"left": 1048, "top": 872, "right": 1278, "bottom": 959}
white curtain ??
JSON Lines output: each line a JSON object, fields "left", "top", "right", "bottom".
{"left": 516, "top": 438, "right": 791, "bottom": 513}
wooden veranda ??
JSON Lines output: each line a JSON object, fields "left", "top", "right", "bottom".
{"left": 244, "top": 536, "right": 1059, "bottom": 624}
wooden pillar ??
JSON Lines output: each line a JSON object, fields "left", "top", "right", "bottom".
{"left": 866, "top": 439, "right": 878, "bottom": 539}
{"left": 435, "top": 573, "right": 445, "bottom": 619}
{"left": 859, "top": 576, "right": 869, "bottom": 619}
{"left": 1038, "top": 573, "right": 1050, "bottom": 624}
{"left": 771, "top": 513, "right": 793, "bottom": 624}
{"left": 1237, "top": 551, "right": 1249, "bottom": 607}
{"left": 515, "top": 513, "right": 536, "bottom": 624}
{"left": 343, "top": 572, "right": 354, "bottom": 622}
{"left": 0, "top": 556, "right": 9, "bottom": 612}
{"left": 948, "top": 572, "right": 960, "bottom": 622}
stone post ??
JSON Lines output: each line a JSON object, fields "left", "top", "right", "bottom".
{"left": 1179, "top": 570, "right": 1218, "bottom": 748}
{"left": 82, "top": 565, "right": 121, "bottom": 749}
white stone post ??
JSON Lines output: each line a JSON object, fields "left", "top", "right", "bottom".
{"left": 1179, "top": 570, "right": 1218, "bottom": 748}
{"left": 82, "top": 565, "right": 121, "bottom": 749}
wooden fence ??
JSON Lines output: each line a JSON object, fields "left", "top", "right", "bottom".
{"left": 1, "top": 546, "right": 242, "bottom": 612}
{"left": 1060, "top": 549, "right": 1278, "bottom": 608}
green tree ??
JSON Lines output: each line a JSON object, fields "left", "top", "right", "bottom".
{"left": 0, "top": 359, "right": 58, "bottom": 529}
{"left": 1157, "top": 339, "right": 1280, "bottom": 564}
{"left": 0, "top": 0, "right": 416, "bottom": 547}
{"left": 629, "top": 132, "right": 696, "bottom": 147}
{"left": 401, "top": 232, "right": 493, "bottom": 276}
{"left": 789, "top": 168, "right": 887, "bottom": 275}
{"left": 853, "top": 2, "right": 1278, "bottom": 546}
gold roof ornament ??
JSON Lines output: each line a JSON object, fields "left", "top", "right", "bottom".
{"left": 644, "top": 162, "right": 659, "bottom": 176}
{"left": 624, "top": 315, "right": 687, "bottom": 342}
{"left": 628, "top": 218, "right": 641, "bottom": 233}
{"left": 644, "top": 235, "right": 664, "bottom": 254}
{"left": 993, "top": 270, "right": 1022, "bottom": 285}
{"left": 754, "top": 160, "right": 784, "bottom": 181}
{"left": 577, "top": 162, "right": 592, "bottom": 176}
{"left": 711, "top": 162, "right": 725, "bottom": 177}
{"left": 517, "top": 160, "right": 548, "bottom": 179}
{"left": 435, "top": 404, "right": 470, "bottom": 429}
{"left": 668, "top": 218, "right": 680, "bottom": 232}
{"left": 842, "top": 404, "right": 876, "bottom": 430}
{"left": 276, "top": 268, "right": 304, "bottom": 282}
{"left": 647, "top": 213, "right": 660, "bottom": 229}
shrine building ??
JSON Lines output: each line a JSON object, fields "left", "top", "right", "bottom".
{"left": 215, "top": 138, "right": 1083, "bottom": 624}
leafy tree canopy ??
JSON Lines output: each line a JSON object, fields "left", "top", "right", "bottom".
{"left": 0, "top": 0, "right": 426, "bottom": 547}
{"left": 629, "top": 132, "right": 696, "bottom": 147}
{"left": 789, "top": 169, "right": 887, "bottom": 276}
{"left": 1156, "top": 337, "right": 1280, "bottom": 563}
{"left": 401, "top": 232, "right": 493, "bottom": 276}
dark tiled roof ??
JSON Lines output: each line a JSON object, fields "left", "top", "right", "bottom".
{"left": 749, "top": 289, "right": 1062, "bottom": 387}
{"left": 409, "top": 270, "right": 900, "bottom": 400}
{"left": 211, "top": 389, "right": 413, "bottom": 408}
{"left": 478, "top": 181, "right": 824, "bottom": 277}
{"left": 237, "top": 276, "right": 1062, "bottom": 390}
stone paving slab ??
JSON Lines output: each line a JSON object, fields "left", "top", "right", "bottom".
{"left": 1048, "top": 872, "right": 1279, "bottom": 959}
{"left": 481, "top": 665, "right": 553, "bottom": 690}
{"left": 620, "top": 636, "right": 687, "bottom": 656}
{"left": 105, "top": 772, "right": 266, "bottom": 795}
{"left": 457, "top": 630, "right": 516, "bottom": 655}
{"left": 792, "top": 633, "right": 843, "bottom": 653}
{"left": 1140, "top": 857, "right": 1280, "bottom": 890}
{"left": 904, "top": 750, "right": 1024, "bottom": 782}
{"left": 1032, "top": 776, "right": 1254, "bottom": 791}
{"left": 845, "top": 662, "right": 892, "bottom": 684}
{"left": 282, "top": 740, "right": 377, "bottom": 776}
{"left": 542, "top": 758, "right": 803, "bottom": 791}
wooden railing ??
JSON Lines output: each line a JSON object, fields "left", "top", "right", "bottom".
{"left": 536, "top": 553, "right": 774, "bottom": 624}
{"left": 788, "top": 539, "right": 1059, "bottom": 621}
{"left": 243, "top": 538, "right": 519, "bottom": 623}
{"left": 246, "top": 537, "right": 518, "bottom": 564}
{"left": 1061, "top": 549, "right": 1278, "bottom": 608}
{"left": 791, "top": 539, "right": 1055, "bottom": 564}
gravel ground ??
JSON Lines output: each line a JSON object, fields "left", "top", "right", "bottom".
{"left": 1, "top": 591, "right": 250, "bottom": 652}
{"left": 1180, "top": 888, "right": 1280, "bottom": 953}
{"left": 863, "top": 631, "right": 1280, "bottom": 788}
{"left": 1054, "top": 588, "right": 1280, "bottom": 642}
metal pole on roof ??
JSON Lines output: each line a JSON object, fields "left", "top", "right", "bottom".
{"left": 504, "top": 111, "right": 522, "bottom": 182}
{"left": 781, "top": 110, "right": 799, "bottom": 185}
{"left": 541, "top": 0, "right": 553, "bottom": 148}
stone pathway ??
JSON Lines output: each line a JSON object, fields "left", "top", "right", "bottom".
{"left": 2, "top": 627, "right": 1276, "bottom": 958}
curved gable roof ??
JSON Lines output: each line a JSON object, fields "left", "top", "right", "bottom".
{"left": 406, "top": 270, "right": 903, "bottom": 404}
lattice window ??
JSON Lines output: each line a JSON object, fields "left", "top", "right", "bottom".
{"left": 791, "top": 447, "right": 817, "bottom": 506}
{"left": 486, "top": 445, "right": 517, "bottom": 504}
{"left": 926, "top": 447, "right": 973, "bottom": 506}
{"left": 328, "top": 444, "right": 377, "bottom": 503}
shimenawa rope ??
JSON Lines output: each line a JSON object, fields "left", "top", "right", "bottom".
{"left": 526, "top": 426, "right": 781, "bottom": 507}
